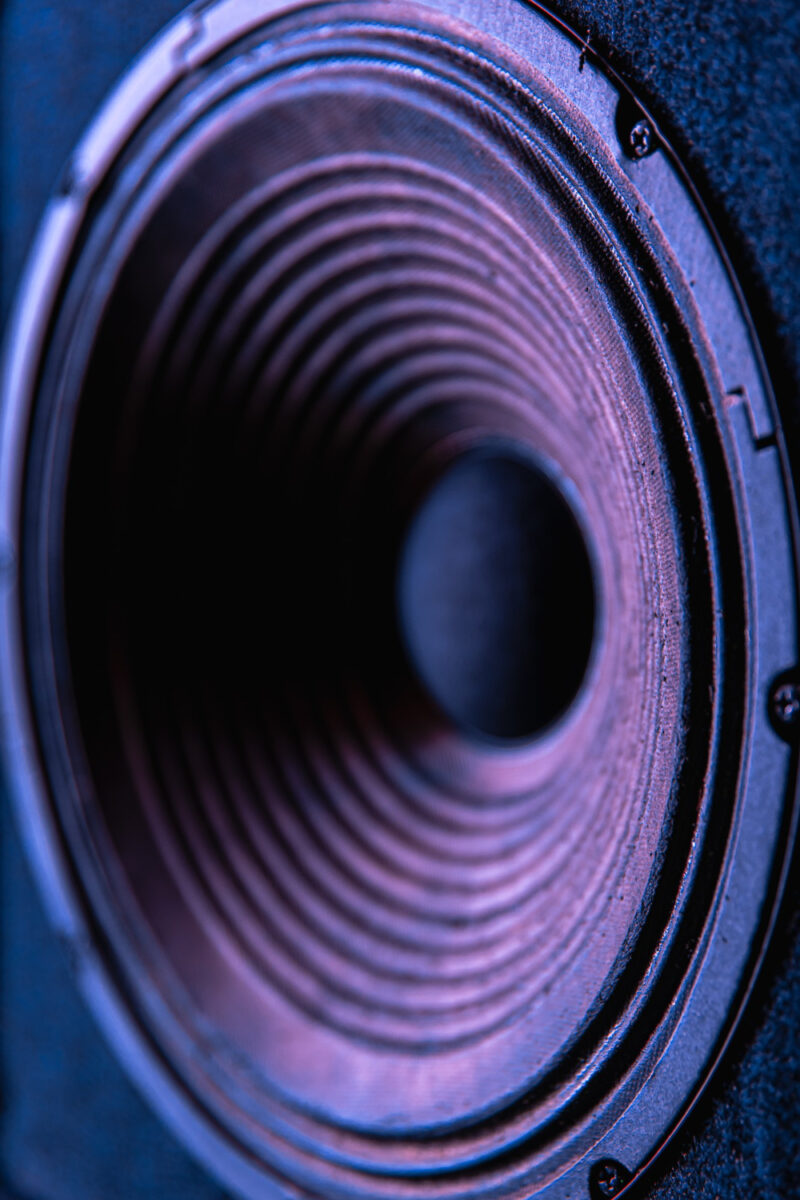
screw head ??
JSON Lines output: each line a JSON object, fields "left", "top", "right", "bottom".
{"left": 629, "top": 118, "right": 653, "bottom": 158}
{"left": 590, "top": 1157, "right": 632, "bottom": 1199}
{"left": 770, "top": 677, "right": 800, "bottom": 734}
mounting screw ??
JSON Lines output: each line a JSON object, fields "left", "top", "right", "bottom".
{"left": 628, "top": 118, "right": 653, "bottom": 159}
{"left": 769, "top": 673, "right": 800, "bottom": 740}
{"left": 589, "top": 1158, "right": 632, "bottom": 1199}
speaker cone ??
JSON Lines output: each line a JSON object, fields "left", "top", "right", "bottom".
{"left": 1, "top": 1, "right": 797, "bottom": 1197}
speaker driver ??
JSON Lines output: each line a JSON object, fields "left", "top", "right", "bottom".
{"left": 1, "top": 2, "right": 797, "bottom": 1198}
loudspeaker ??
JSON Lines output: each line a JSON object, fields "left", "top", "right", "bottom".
{"left": 1, "top": 3, "right": 799, "bottom": 1199}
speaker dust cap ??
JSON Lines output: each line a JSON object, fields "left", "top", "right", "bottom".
{"left": 1, "top": 1, "right": 797, "bottom": 1198}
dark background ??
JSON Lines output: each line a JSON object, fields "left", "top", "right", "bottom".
{"left": 1, "top": 2, "right": 799, "bottom": 1197}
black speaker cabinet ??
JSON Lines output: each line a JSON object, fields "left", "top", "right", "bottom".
{"left": 1, "top": 3, "right": 799, "bottom": 1199}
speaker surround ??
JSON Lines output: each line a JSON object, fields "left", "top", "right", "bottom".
{"left": 1, "top": 2, "right": 797, "bottom": 1198}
